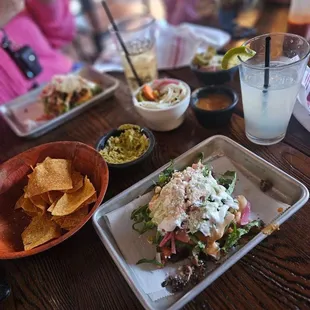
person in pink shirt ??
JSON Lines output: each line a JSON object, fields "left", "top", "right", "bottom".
{"left": 163, "top": 0, "right": 200, "bottom": 26}
{"left": 0, "top": 0, "right": 76, "bottom": 105}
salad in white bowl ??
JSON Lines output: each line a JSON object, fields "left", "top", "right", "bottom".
{"left": 133, "top": 79, "right": 191, "bottom": 131}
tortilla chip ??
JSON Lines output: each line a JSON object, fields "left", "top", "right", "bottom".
{"left": 23, "top": 204, "right": 43, "bottom": 217}
{"left": 47, "top": 201, "right": 56, "bottom": 213}
{"left": 52, "top": 206, "right": 89, "bottom": 230}
{"left": 29, "top": 195, "right": 47, "bottom": 212}
{"left": 15, "top": 195, "right": 42, "bottom": 216}
{"left": 84, "top": 193, "right": 97, "bottom": 205}
{"left": 15, "top": 194, "right": 26, "bottom": 209}
{"left": 22, "top": 214, "right": 61, "bottom": 251}
{"left": 51, "top": 176, "right": 96, "bottom": 216}
{"left": 47, "top": 191, "right": 63, "bottom": 204}
{"left": 25, "top": 158, "right": 73, "bottom": 198}
{"left": 72, "top": 193, "right": 97, "bottom": 214}
{"left": 65, "top": 170, "right": 83, "bottom": 193}
{"left": 40, "top": 192, "right": 50, "bottom": 204}
{"left": 47, "top": 188, "right": 95, "bottom": 214}
{"left": 24, "top": 201, "right": 42, "bottom": 217}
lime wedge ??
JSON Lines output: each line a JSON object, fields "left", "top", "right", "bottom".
{"left": 221, "top": 47, "right": 256, "bottom": 70}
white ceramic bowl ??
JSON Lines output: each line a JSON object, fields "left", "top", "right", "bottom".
{"left": 133, "top": 79, "right": 191, "bottom": 132}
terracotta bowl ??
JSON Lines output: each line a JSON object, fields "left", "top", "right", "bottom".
{"left": 0, "top": 141, "right": 109, "bottom": 259}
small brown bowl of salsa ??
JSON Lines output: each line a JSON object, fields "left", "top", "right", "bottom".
{"left": 190, "top": 86, "right": 238, "bottom": 128}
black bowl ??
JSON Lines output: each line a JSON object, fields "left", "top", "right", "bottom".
{"left": 95, "top": 126, "right": 155, "bottom": 169}
{"left": 191, "top": 86, "right": 238, "bottom": 128}
{"left": 190, "top": 52, "right": 238, "bottom": 85}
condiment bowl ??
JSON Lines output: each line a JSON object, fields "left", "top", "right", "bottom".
{"left": 0, "top": 141, "right": 109, "bottom": 259}
{"left": 132, "top": 79, "right": 191, "bottom": 132}
{"left": 190, "top": 51, "right": 238, "bottom": 85}
{"left": 96, "top": 125, "right": 155, "bottom": 169}
{"left": 191, "top": 86, "right": 238, "bottom": 128}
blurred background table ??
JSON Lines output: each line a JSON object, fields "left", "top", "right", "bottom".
{"left": 1, "top": 1, "right": 310, "bottom": 310}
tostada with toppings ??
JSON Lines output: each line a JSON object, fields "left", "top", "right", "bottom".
{"left": 131, "top": 157, "right": 263, "bottom": 292}
{"left": 40, "top": 75, "right": 102, "bottom": 117}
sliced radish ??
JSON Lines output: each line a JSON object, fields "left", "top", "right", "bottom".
{"left": 240, "top": 202, "right": 251, "bottom": 225}
{"left": 159, "top": 232, "right": 172, "bottom": 247}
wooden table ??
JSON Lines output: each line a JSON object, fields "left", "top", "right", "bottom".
{"left": 1, "top": 3, "right": 310, "bottom": 310}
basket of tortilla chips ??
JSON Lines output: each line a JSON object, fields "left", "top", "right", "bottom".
{"left": 0, "top": 141, "right": 109, "bottom": 259}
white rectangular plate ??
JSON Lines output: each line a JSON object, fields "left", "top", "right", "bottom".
{"left": 92, "top": 135, "right": 309, "bottom": 310}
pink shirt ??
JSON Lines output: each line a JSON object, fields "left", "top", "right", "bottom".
{"left": 0, "top": 0, "right": 76, "bottom": 105}
{"left": 164, "top": 0, "right": 199, "bottom": 25}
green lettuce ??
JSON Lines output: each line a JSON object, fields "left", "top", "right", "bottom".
{"left": 131, "top": 204, "right": 155, "bottom": 234}
{"left": 222, "top": 220, "right": 263, "bottom": 252}
{"left": 198, "top": 152, "right": 204, "bottom": 162}
{"left": 218, "top": 171, "right": 237, "bottom": 195}
{"left": 157, "top": 161, "right": 175, "bottom": 187}
{"left": 91, "top": 85, "right": 102, "bottom": 96}
{"left": 202, "top": 164, "right": 211, "bottom": 177}
{"left": 136, "top": 258, "right": 163, "bottom": 267}
{"left": 136, "top": 91, "right": 146, "bottom": 102}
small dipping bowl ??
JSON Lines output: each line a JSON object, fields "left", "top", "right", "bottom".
{"left": 96, "top": 125, "right": 155, "bottom": 169}
{"left": 191, "top": 86, "right": 238, "bottom": 128}
{"left": 133, "top": 79, "right": 191, "bottom": 132}
{"left": 190, "top": 51, "right": 238, "bottom": 85}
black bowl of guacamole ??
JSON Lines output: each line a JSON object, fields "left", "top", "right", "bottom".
{"left": 96, "top": 124, "right": 155, "bottom": 169}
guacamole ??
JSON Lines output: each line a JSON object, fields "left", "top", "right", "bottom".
{"left": 99, "top": 124, "right": 149, "bottom": 164}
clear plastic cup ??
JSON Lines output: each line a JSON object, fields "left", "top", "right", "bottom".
{"left": 239, "top": 32, "right": 310, "bottom": 145}
{"left": 109, "top": 13, "right": 158, "bottom": 92}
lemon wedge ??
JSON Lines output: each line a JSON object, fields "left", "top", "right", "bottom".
{"left": 221, "top": 46, "right": 256, "bottom": 70}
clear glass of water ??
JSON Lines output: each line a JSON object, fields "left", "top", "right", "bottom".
{"left": 239, "top": 33, "right": 310, "bottom": 145}
{"left": 109, "top": 14, "right": 158, "bottom": 92}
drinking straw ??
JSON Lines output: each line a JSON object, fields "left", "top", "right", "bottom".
{"left": 101, "top": 1, "right": 143, "bottom": 87}
{"left": 261, "top": 36, "right": 271, "bottom": 118}
{"left": 263, "top": 36, "right": 271, "bottom": 91}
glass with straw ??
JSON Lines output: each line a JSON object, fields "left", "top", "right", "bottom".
{"left": 108, "top": 13, "right": 158, "bottom": 92}
{"left": 239, "top": 33, "right": 310, "bottom": 145}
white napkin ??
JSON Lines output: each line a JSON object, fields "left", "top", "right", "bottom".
{"left": 104, "top": 157, "right": 289, "bottom": 302}
{"left": 104, "top": 192, "right": 177, "bottom": 301}
{"left": 295, "top": 66, "right": 310, "bottom": 132}
{"left": 94, "top": 20, "right": 230, "bottom": 72}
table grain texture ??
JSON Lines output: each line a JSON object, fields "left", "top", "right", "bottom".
{"left": 1, "top": 3, "right": 310, "bottom": 310}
